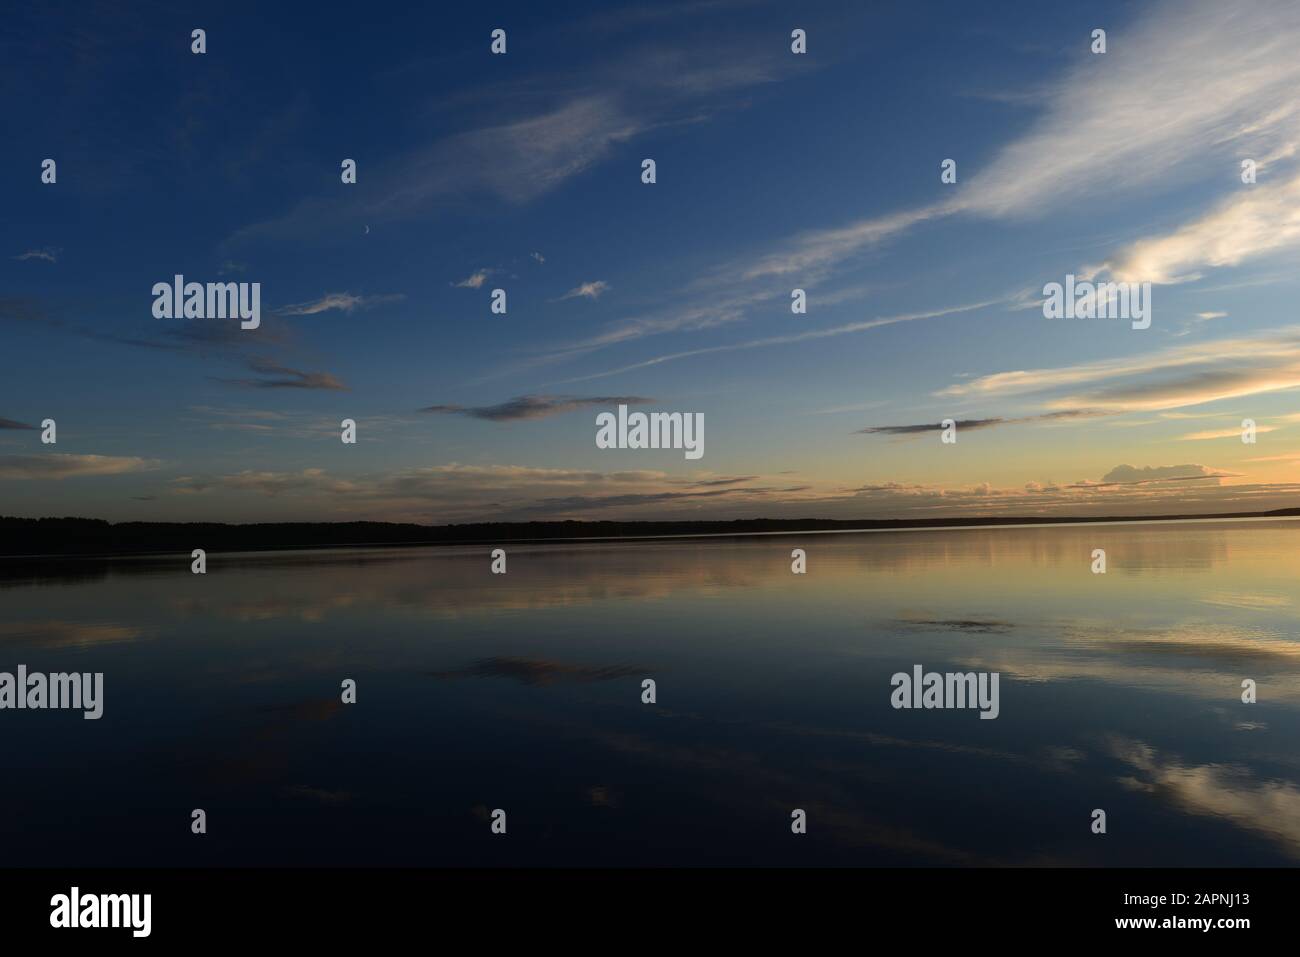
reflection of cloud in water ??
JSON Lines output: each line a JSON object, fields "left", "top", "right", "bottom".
{"left": 1109, "top": 736, "right": 1300, "bottom": 858}
{"left": 429, "top": 657, "right": 647, "bottom": 686}
{"left": 1199, "top": 592, "right": 1293, "bottom": 611}
{"left": 1067, "top": 624, "right": 1300, "bottom": 665}
{"left": 0, "top": 619, "right": 143, "bottom": 649}
{"left": 959, "top": 621, "right": 1300, "bottom": 704}
{"left": 282, "top": 785, "right": 352, "bottom": 805}
{"left": 894, "top": 617, "right": 1014, "bottom": 634}
{"left": 37, "top": 523, "right": 1283, "bottom": 630}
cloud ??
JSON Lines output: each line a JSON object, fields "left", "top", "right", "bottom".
{"left": 855, "top": 410, "right": 1108, "bottom": 437}
{"left": 1096, "top": 464, "right": 1230, "bottom": 486}
{"left": 214, "top": 357, "right": 348, "bottom": 391}
{"left": 228, "top": 95, "right": 645, "bottom": 245}
{"left": 939, "top": 326, "right": 1300, "bottom": 412}
{"left": 530, "top": 252, "right": 545, "bottom": 264}
{"left": 1181, "top": 425, "right": 1277, "bottom": 441}
{"left": 0, "top": 417, "right": 37, "bottom": 430}
{"left": 161, "top": 456, "right": 1300, "bottom": 523}
{"left": 225, "top": 33, "right": 796, "bottom": 249}
{"left": 0, "top": 454, "right": 157, "bottom": 480}
{"left": 453, "top": 270, "right": 493, "bottom": 289}
{"left": 560, "top": 298, "right": 1004, "bottom": 384}
{"left": 713, "top": 0, "right": 1300, "bottom": 290}
{"left": 1092, "top": 173, "right": 1300, "bottom": 284}
{"left": 0, "top": 294, "right": 292, "bottom": 358}
{"left": 687, "top": 475, "right": 758, "bottom": 487}
{"left": 529, "top": 287, "right": 782, "bottom": 370}
{"left": 857, "top": 418, "right": 1005, "bottom": 436}
{"left": 276, "top": 292, "right": 405, "bottom": 315}
{"left": 960, "top": 0, "right": 1300, "bottom": 219}
{"left": 173, "top": 468, "right": 360, "bottom": 497}
{"left": 419, "top": 394, "right": 651, "bottom": 422}
{"left": 14, "top": 247, "right": 58, "bottom": 263}
{"left": 732, "top": 202, "right": 956, "bottom": 284}
{"left": 556, "top": 280, "right": 609, "bottom": 301}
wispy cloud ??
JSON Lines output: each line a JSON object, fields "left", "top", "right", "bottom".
{"left": 555, "top": 280, "right": 610, "bottom": 301}
{"left": 856, "top": 410, "right": 1108, "bottom": 437}
{"left": 732, "top": 202, "right": 956, "bottom": 284}
{"left": 13, "top": 247, "right": 58, "bottom": 263}
{"left": 215, "top": 357, "right": 348, "bottom": 391}
{"left": 715, "top": 0, "right": 1300, "bottom": 291}
{"left": 0, "top": 454, "right": 157, "bottom": 480}
{"left": 961, "top": 0, "right": 1300, "bottom": 219}
{"left": 224, "top": 31, "right": 799, "bottom": 249}
{"left": 857, "top": 418, "right": 1004, "bottom": 436}
{"left": 939, "top": 326, "right": 1300, "bottom": 412}
{"left": 454, "top": 269, "right": 493, "bottom": 289}
{"left": 419, "top": 394, "right": 651, "bottom": 422}
{"left": 559, "top": 298, "right": 1006, "bottom": 384}
{"left": 0, "top": 417, "right": 37, "bottom": 430}
{"left": 1181, "top": 425, "right": 1277, "bottom": 441}
{"left": 1091, "top": 173, "right": 1300, "bottom": 284}
{"left": 276, "top": 292, "right": 404, "bottom": 316}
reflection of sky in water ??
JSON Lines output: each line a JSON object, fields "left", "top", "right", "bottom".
{"left": 1, "top": 519, "right": 1298, "bottom": 865}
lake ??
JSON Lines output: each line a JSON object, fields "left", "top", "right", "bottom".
{"left": 2, "top": 519, "right": 1298, "bottom": 866}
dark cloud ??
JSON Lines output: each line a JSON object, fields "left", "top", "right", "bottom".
{"left": 420, "top": 394, "right": 651, "bottom": 422}
{"left": 213, "top": 357, "right": 347, "bottom": 391}
{"left": 1, "top": 295, "right": 290, "bottom": 358}
{"left": 857, "top": 418, "right": 1005, "bottom": 435}
{"left": 0, "top": 417, "right": 37, "bottom": 430}
{"left": 686, "top": 476, "right": 758, "bottom": 487}
{"left": 857, "top": 410, "right": 1109, "bottom": 435}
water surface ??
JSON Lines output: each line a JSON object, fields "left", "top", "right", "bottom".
{"left": 3, "top": 520, "right": 1298, "bottom": 866}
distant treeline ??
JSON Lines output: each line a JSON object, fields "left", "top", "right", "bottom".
{"left": 1, "top": 509, "right": 1298, "bottom": 558}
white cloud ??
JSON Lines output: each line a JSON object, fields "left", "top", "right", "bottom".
{"left": 556, "top": 280, "right": 609, "bottom": 301}
{"left": 14, "top": 248, "right": 58, "bottom": 263}
{"left": 1093, "top": 173, "right": 1300, "bottom": 284}
{"left": 939, "top": 326, "right": 1300, "bottom": 412}
{"left": 1181, "top": 425, "right": 1277, "bottom": 441}
{"left": 276, "top": 292, "right": 405, "bottom": 315}
{"left": 560, "top": 298, "right": 1005, "bottom": 384}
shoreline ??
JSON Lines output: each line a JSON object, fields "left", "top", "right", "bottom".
{"left": 2, "top": 509, "right": 1298, "bottom": 561}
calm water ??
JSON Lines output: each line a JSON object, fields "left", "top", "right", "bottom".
{"left": 3, "top": 520, "right": 1299, "bottom": 866}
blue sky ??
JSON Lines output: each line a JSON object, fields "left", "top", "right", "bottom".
{"left": 3, "top": 0, "right": 1300, "bottom": 523}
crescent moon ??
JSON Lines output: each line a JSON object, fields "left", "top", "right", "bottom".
{"left": 363, "top": 225, "right": 370, "bottom": 234}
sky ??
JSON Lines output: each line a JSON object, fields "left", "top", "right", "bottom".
{"left": 2, "top": 0, "right": 1300, "bottom": 524}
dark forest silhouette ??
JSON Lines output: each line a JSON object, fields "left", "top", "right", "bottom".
{"left": 3, "top": 508, "right": 1299, "bottom": 557}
